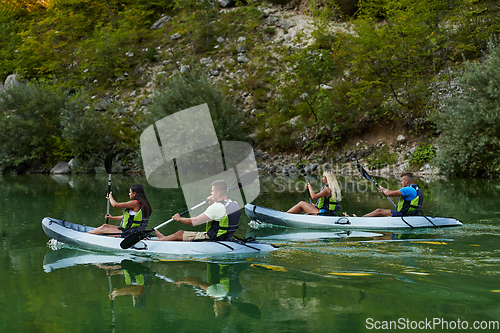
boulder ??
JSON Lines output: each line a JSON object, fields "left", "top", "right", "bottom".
{"left": 304, "top": 163, "right": 318, "bottom": 174}
{"left": 51, "top": 161, "right": 71, "bottom": 174}
{"left": 1, "top": 74, "right": 21, "bottom": 92}
{"left": 150, "top": 15, "right": 172, "bottom": 30}
{"left": 237, "top": 56, "right": 250, "bottom": 63}
{"left": 396, "top": 135, "right": 407, "bottom": 143}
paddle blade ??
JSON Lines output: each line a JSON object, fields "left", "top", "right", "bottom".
{"left": 120, "top": 230, "right": 151, "bottom": 249}
{"left": 104, "top": 147, "right": 115, "bottom": 174}
{"left": 356, "top": 160, "right": 373, "bottom": 181}
{"left": 228, "top": 171, "right": 259, "bottom": 191}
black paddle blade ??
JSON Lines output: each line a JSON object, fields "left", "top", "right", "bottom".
{"left": 104, "top": 147, "right": 115, "bottom": 174}
{"left": 120, "top": 229, "right": 152, "bottom": 249}
{"left": 356, "top": 160, "right": 373, "bottom": 182}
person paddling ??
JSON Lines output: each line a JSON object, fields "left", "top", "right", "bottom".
{"left": 154, "top": 180, "right": 240, "bottom": 242}
{"left": 287, "top": 170, "right": 342, "bottom": 216}
{"left": 344, "top": 172, "right": 423, "bottom": 217}
{"left": 88, "top": 184, "right": 153, "bottom": 237}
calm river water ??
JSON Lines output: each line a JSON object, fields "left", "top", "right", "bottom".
{"left": 1, "top": 173, "right": 499, "bottom": 332}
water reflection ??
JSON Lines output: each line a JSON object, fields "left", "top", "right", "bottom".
{"left": 163, "top": 262, "right": 261, "bottom": 318}
{"left": 43, "top": 248, "right": 261, "bottom": 319}
{"left": 247, "top": 227, "right": 384, "bottom": 241}
{"left": 43, "top": 248, "right": 140, "bottom": 272}
{"left": 4, "top": 174, "right": 500, "bottom": 332}
{"left": 44, "top": 249, "right": 152, "bottom": 307}
{"left": 97, "top": 260, "right": 153, "bottom": 308}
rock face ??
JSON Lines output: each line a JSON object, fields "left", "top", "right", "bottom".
{"left": 253, "top": 136, "right": 441, "bottom": 178}
{"left": 150, "top": 15, "right": 172, "bottom": 30}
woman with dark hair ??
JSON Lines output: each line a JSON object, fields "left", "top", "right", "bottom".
{"left": 88, "top": 184, "right": 153, "bottom": 237}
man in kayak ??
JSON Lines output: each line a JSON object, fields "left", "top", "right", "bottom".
{"left": 154, "top": 180, "right": 241, "bottom": 241}
{"left": 346, "top": 172, "right": 423, "bottom": 217}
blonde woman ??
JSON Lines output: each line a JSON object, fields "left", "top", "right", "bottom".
{"left": 287, "top": 170, "right": 341, "bottom": 216}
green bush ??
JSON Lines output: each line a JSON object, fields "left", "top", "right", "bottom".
{"left": 0, "top": 82, "right": 125, "bottom": 173}
{"left": 366, "top": 144, "right": 397, "bottom": 169}
{"left": 409, "top": 143, "right": 436, "bottom": 168}
{"left": 434, "top": 41, "right": 500, "bottom": 177}
{"left": 264, "top": 27, "right": 276, "bottom": 35}
{"left": 59, "top": 95, "right": 118, "bottom": 167}
{"left": 145, "top": 68, "right": 249, "bottom": 143}
{"left": 0, "top": 82, "right": 67, "bottom": 172}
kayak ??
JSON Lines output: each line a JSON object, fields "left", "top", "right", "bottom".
{"left": 245, "top": 204, "right": 463, "bottom": 229}
{"left": 41, "top": 217, "right": 278, "bottom": 256}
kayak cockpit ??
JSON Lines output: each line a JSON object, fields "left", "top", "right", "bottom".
{"left": 44, "top": 217, "right": 95, "bottom": 233}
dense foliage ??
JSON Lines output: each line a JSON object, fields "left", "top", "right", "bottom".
{"left": 146, "top": 69, "right": 249, "bottom": 143}
{"left": 0, "top": 82, "right": 123, "bottom": 173}
{"left": 253, "top": 0, "right": 500, "bottom": 154}
{"left": 0, "top": 0, "right": 499, "bottom": 176}
{"left": 434, "top": 42, "right": 500, "bottom": 177}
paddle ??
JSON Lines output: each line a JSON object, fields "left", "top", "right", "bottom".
{"left": 304, "top": 174, "right": 316, "bottom": 205}
{"left": 107, "top": 274, "right": 116, "bottom": 333}
{"left": 356, "top": 160, "right": 417, "bottom": 228}
{"left": 356, "top": 160, "right": 397, "bottom": 209}
{"left": 104, "top": 147, "right": 115, "bottom": 224}
{"left": 120, "top": 171, "right": 259, "bottom": 249}
{"left": 305, "top": 181, "right": 312, "bottom": 205}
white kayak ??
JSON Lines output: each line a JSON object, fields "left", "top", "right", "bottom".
{"left": 42, "top": 217, "right": 278, "bottom": 256}
{"left": 245, "top": 204, "right": 463, "bottom": 229}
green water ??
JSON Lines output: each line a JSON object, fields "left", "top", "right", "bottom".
{"left": 1, "top": 174, "right": 499, "bottom": 332}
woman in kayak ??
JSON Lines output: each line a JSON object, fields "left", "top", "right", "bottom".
{"left": 87, "top": 184, "right": 153, "bottom": 237}
{"left": 287, "top": 169, "right": 342, "bottom": 216}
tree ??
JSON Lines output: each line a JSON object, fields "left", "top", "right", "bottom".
{"left": 145, "top": 68, "right": 249, "bottom": 143}
{"left": 342, "top": 0, "right": 451, "bottom": 125}
{"left": 0, "top": 82, "right": 123, "bottom": 173}
{"left": 172, "top": 0, "right": 220, "bottom": 54}
{"left": 0, "top": 82, "right": 67, "bottom": 172}
{"left": 434, "top": 42, "right": 500, "bottom": 177}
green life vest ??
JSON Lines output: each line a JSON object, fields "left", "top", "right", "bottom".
{"left": 316, "top": 186, "right": 339, "bottom": 215}
{"left": 123, "top": 269, "right": 145, "bottom": 286}
{"left": 207, "top": 264, "right": 230, "bottom": 292}
{"left": 120, "top": 200, "right": 149, "bottom": 231}
{"left": 397, "top": 184, "right": 424, "bottom": 216}
{"left": 206, "top": 200, "right": 241, "bottom": 241}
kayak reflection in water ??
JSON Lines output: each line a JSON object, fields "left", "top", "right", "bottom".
{"left": 173, "top": 262, "right": 259, "bottom": 318}
{"left": 287, "top": 170, "right": 342, "bottom": 216}
{"left": 96, "top": 259, "right": 153, "bottom": 308}
{"left": 154, "top": 180, "right": 240, "bottom": 242}
{"left": 88, "top": 184, "right": 153, "bottom": 237}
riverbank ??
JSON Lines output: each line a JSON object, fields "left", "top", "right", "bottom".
{"left": 46, "top": 137, "right": 440, "bottom": 179}
{"left": 255, "top": 135, "right": 440, "bottom": 180}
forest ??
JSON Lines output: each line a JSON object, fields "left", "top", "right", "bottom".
{"left": 0, "top": 0, "right": 499, "bottom": 176}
